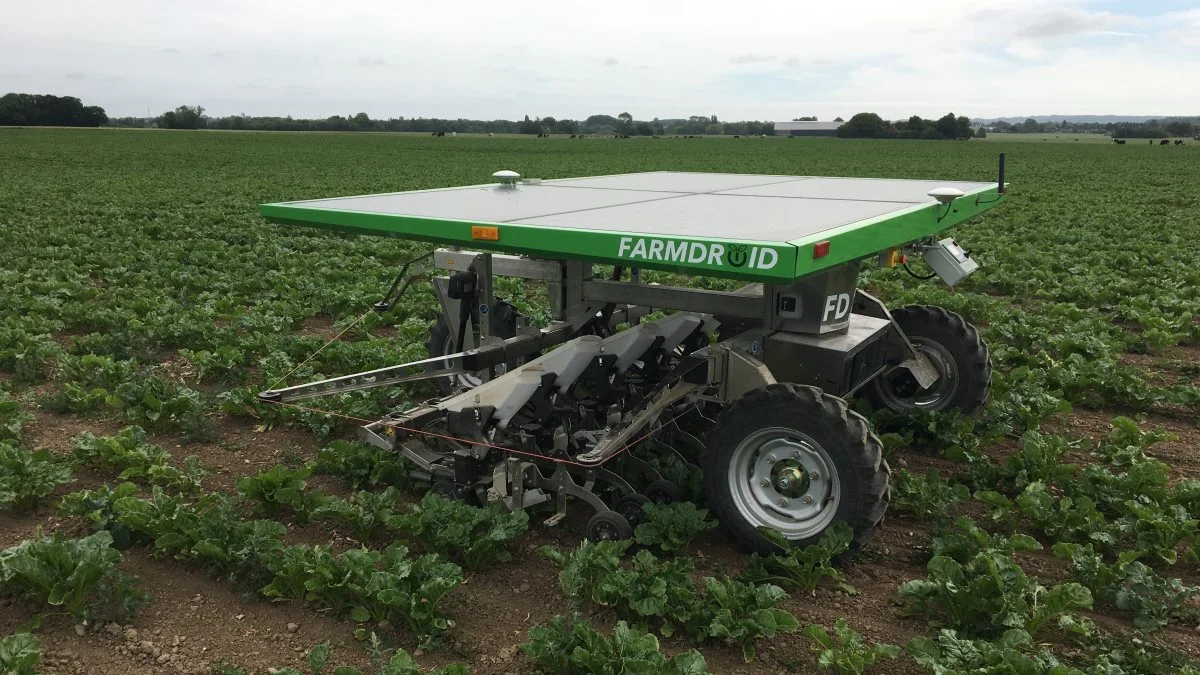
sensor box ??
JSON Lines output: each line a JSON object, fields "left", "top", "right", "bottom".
{"left": 922, "top": 238, "right": 978, "bottom": 286}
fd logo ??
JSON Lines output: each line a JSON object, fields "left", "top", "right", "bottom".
{"left": 822, "top": 293, "right": 851, "bottom": 323}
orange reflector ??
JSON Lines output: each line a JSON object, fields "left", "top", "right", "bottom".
{"left": 813, "top": 241, "right": 830, "bottom": 259}
{"left": 471, "top": 225, "right": 500, "bottom": 241}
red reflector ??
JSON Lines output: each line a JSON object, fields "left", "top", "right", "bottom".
{"left": 813, "top": 241, "right": 830, "bottom": 259}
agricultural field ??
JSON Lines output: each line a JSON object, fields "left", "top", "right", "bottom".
{"left": 1, "top": 128, "right": 1199, "bottom": 675}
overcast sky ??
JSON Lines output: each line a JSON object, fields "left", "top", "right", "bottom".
{"left": 3, "top": 0, "right": 1198, "bottom": 121}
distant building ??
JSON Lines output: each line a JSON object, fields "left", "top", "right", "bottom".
{"left": 774, "top": 121, "right": 842, "bottom": 137}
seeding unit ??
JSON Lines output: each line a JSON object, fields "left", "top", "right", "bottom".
{"left": 260, "top": 164, "right": 1007, "bottom": 552}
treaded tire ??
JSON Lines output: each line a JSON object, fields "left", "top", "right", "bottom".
{"left": 866, "top": 305, "right": 991, "bottom": 416}
{"left": 703, "top": 384, "right": 889, "bottom": 556}
{"left": 426, "top": 300, "right": 520, "bottom": 395}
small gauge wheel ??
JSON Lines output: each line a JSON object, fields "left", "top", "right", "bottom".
{"left": 645, "top": 479, "right": 683, "bottom": 504}
{"left": 587, "top": 510, "right": 634, "bottom": 542}
{"left": 615, "top": 494, "right": 651, "bottom": 527}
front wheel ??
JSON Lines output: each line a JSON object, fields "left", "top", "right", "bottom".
{"left": 703, "top": 384, "right": 889, "bottom": 555}
{"left": 866, "top": 305, "right": 991, "bottom": 416}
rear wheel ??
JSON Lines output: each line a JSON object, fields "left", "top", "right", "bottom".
{"left": 426, "top": 300, "right": 522, "bottom": 395}
{"left": 704, "top": 384, "right": 889, "bottom": 555}
{"left": 867, "top": 305, "right": 990, "bottom": 416}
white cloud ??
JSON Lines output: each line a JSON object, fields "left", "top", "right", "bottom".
{"left": 0, "top": 0, "right": 1192, "bottom": 119}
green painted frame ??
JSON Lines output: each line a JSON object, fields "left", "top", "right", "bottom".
{"left": 260, "top": 179, "right": 1005, "bottom": 283}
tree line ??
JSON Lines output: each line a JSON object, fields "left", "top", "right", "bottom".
{"left": 107, "top": 106, "right": 777, "bottom": 136}
{"left": 837, "top": 112, "right": 976, "bottom": 140}
{"left": 987, "top": 117, "right": 1199, "bottom": 138}
{"left": 0, "top": 93, "right": 108, "bottom": 127}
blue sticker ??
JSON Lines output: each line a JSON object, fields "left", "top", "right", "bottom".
{"left": 751, "top": 340, "right": 760, "bottom": 353}
{"left": 479, "top": 304, "right": 489, "bottom": 315}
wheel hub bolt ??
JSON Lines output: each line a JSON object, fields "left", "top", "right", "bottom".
{"left": 765, "top": 455, "right": 776, "bottom": 464}
{"left": 811, "top": 473, "right": 820, "bottom": 481}
{"left": 791, "top": 452, "right": 800, "bottom": 460}
{"left": 779, "top": 498, "right": 789, "bottom": 507}
{"left": 778, "top": 477, "right": 790, "bottom": 489}
{"left": 802, "top": 495, "right": 813, "bottom": 504}
{"left": 759, "top": 478, "right": 770, "bottom": 487}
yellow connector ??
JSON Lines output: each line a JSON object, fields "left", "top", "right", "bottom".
{"left": 880, "top": 248, "right": 902, "bottom": 268}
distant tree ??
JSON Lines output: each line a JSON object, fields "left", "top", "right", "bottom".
{"left": 954, "top": 114, "right": 973, "bottom": 139}
{"left": 704, "top": 122, "right": 723, "bottom": 135}
{"left": 833, "top": 116, "right": 844, "bottom": 122}
{"left": 935, "top": 113, "right": 958, "bottom": 139}
{"left": 156, "top": 105, "right": 206, "bottom": 129}
{"left": 1021, "top": 117, "right": 1040, "bottom": 133}
{"left": 975, "top": 126, "right": 987, "bottom": 138}
{"left": 617, "top": 112, "right": 633, "bottom": 124}
{"left": 634, "top": 121, "right": 655, "bottom": 136}
{"left": 552, "top": 118, "right": 579, "bottom": 134}
{"left": 792, "top": 116, "right": 817, "bottom": 121}
{"left": 1165, "top": 121, "right": 1194, "bottom": 137}
{"left": 517, "top": 114, "right": 541, "bottom": 134}
{"left": 0, "top": 93, "right": 107, "bottom": 126}
{"left": 352, "top": 112, "right": 371, "bottom": 128}
{"left": 837, "top": 112, "right": 887, "bottom": 138}
{"left": 541, "top": 116, "right": 557, "bottom": 132}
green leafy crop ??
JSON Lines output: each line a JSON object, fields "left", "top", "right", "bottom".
{"left": 899, "top": 551, "right": 1092, "bottom": 638}
{"left": 522, "top": 616, "right": 708, "bottom": 675}
{"left": 539, "top": 540, "right": 798, "bottom": 660}
{"left": 262, "top": 542, "right": 462, "bottom": 650}
{"left": 311, "top": 486, "right": 404, "bottom": 542}
{"left": 0, "top": 390, "right": 32, "bottom": 444}
{"left": 0, "top": 530, "right": 147, "bottom": 622}
{"left": 743, "top": 521, "right": 854, "bottom": 592}
{"left": 311, "top": 439, "right": 411, "bottom": 491}
{"left": 394, "top": 492, "right": 529, "bottom": 572}
{"left": 236, "top": 464, "right": 323, "bottom": 519}
{"left": 804, "top": 619, "right": 901, "bottom": 674}
{"left": 0, "top": 442, "right": 73, "bottom": 511}
{"left": 0, "top": 632, "right": 41, "bottom": 675}
{"left": 633, "top": 501, "right": 715, "bottom": 553}
{"left": 890, "top": 469, "right": 969, "bottom": 523}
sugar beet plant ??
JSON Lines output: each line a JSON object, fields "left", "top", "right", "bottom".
{"left": 539, "top": 539, "right": 798, "bottom": 661}
{"left": 261, "top": 542, "right": 462, "bottom": 650}
{"left": 393, "top": 492, "right": 529, "bottom": 572}
{"left": 0, "top": 531, "right": 147, "bottom": 623}
{"left": 633, "top": 501, "right": 716, "bottom": 554}
{"left": 0, "top": 632, "right": 42, "bottom": 675}
{"left": 743, "top": 521, "right": 854, "bottom": 593}
{"left": 522, "top": 615, "right": 708, "bottom": 675}
{"left": 804, "top": 619, "right": 900, "bottom": 675}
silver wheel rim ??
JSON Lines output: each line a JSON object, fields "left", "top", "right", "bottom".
{"left": 876, "top": 338, "right": 959, "bottom": 411}
{"left": 727, "top": 427, "right": 840, "bottom": 540}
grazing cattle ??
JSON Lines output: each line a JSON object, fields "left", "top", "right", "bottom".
{"left": 733, "top": 135, "right": 740, "bottom": 138}
{"left": 435, "top": 131, "right": 445, "bottom": 137}
{"left": 569, "top": 134, "right": 577, "bottom": 138}
{"left": 1149, "top": 140, "right": 1154, "bottom": 145}
{"left": 1160, "top": 139, "right": 1170, "bottom": 145}
{"left": 1112, "top": 138, "right": 1126, "bottom": 144}
{"left": 1176, "top": 140, "right": 1185, "bottom": 145}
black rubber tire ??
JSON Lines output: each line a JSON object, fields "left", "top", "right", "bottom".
{"left": 703, "top": 383, "right": 889, "bottom": 556}
{"left": 615, "top": 494, "right": 651, "bottom": 526}
{"left": 645, "top": 479, "right": 683, "bottom": 504}
{"left": 866, "top": 305, "right": 991, "bottom": 417}
{"left": 587, "top": 510, "right": 634, "bottom": 542}
{"left": 426, "top": 300, "right": 521, "bottom": 395}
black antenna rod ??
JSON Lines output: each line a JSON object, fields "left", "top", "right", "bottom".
{"left": 998, "top": 153, "right": 1006, "bottom": 194}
